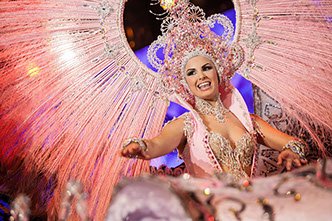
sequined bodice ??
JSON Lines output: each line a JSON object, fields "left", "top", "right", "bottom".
{"left": 208, "top": 131, "right": 255, "bottom": 180}
{"left": 179, "top": 112, "right": 256, "bottom": 181}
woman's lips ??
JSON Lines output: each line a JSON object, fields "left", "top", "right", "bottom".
{"left": 197, "top": 82, "right": 211, "bottom": 90}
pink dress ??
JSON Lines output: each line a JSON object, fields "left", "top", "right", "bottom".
{"left": 170, "top": 87, "right": 259, "bottom": 180}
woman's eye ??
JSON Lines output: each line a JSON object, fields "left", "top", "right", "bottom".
{"left": 187, "top": 71, "right": 195, "bottom": 76}
{"left": 203, "top": 66, "right": 212, "bottom": 71}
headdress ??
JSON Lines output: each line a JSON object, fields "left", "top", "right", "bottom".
{"left": 147, "top": 0, "right": 244, "bottom": 101}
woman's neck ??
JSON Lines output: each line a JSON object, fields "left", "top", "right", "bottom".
{"left": 201, "top": 93, "right": 220, "bottom": 107}
{"left": 194, "top": 94, "right": 229, "bottom": 123}
{"left": 205, "top": 99, "right": 217, "bottom": 107}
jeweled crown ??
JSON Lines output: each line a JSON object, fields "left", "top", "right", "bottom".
{"left": 147, "top": 0, "right": 244, "bottom": 100}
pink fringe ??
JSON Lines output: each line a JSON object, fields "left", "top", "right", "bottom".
{"left": 238, "top": 0, "right": 332, "bottom": 153}
{"left": 0, "top": 0, "right": 167, "bottom": 219}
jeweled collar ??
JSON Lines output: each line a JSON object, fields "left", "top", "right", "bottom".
{"left": 194, "top": 94, "right": 229, "bottom": 123}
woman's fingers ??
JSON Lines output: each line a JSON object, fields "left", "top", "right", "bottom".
{"left": 277, "top": 154, "right": 283, "bottom": 165}
{"left": 126, "top": 144, "right": 137, "bottom": 155}
{"left": 140, "top": 149, "right": 150, "bottom": 158}
{"left": 127, "top": 145, "right": 135, "bottom": 154}
{"left": 286, "top": 158, "right": 293, "bottom": 170}
{"left": 278, "top": 150, "right": 308, "bottom": 171}
{"left": 293, "top": 158, "right": 302, "bottom": 167}
{"left": 121, "top": 148, "right": 127, "bottom": 156}
{"left": 300, "top": 158, "right": 308, "bottom": 164}
{"left": 121, "top": 143, "right": 145, "bottom": 158}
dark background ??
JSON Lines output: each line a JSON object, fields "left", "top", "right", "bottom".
{"left": 124, "top": 0, "right": 234, "bottom": 51}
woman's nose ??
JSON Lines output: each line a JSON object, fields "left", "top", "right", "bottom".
{"left": 198, "top": 71, "right": 206, "bottom": 80}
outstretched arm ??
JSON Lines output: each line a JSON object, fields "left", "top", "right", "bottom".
{"left": 251, "top": 114, "right": 308, "bottom": 170}
{"left": 120, "top": 118, "right": 187, "bottom": 160}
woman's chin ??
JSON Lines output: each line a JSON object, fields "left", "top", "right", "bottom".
{"left": 194, "top": 91, "right": 219, "bottom": 101}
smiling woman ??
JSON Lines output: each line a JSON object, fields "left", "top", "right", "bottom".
{"left": 122, "top": 50, "right": 309, "bottom": 180}
{"left": 121, "top": 0, "right": 311, "bottom": 181}
{"left": 184, "top": 56, "right": 220, "bottom": 101}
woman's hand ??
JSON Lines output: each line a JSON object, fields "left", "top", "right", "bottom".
{"left": 120, "top": 142, "right": 150, "bottom": 159}
{"left": 277, "top": 149, "right": 307, "bottom": 171}
{"left": 121, "top": 117, "right": 186, "bottom": 160}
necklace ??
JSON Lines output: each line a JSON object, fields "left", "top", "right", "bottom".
{"left": 194, "top": 94, "right": 229, "bottom": 123}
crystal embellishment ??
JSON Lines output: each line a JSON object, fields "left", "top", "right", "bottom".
{"left": 194, "top": 94, "right": 229, "bottom": 123}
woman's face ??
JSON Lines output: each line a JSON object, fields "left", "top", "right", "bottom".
{"left": 184, "top": 55, "right": 219, "bottom": 101}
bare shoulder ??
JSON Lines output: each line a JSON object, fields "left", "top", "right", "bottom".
{"left": 162, "top": 114, "right": 187, "bottom": 132}
{"left": 163, "top": 112, "right": 190, "bottom": 128}
{"left": 166, "top": 116, "right": 185, "bottom": 126}
{"left": 155, "top": 113, "right": 188, "bottom": 152}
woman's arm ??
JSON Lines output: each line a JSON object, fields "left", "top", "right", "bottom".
{"left": 120, "top": 118, "right": 187, "bottom": 160}
{"left": 251, "top": 114, "right": 295, "bottom": 151}
{"left": 251, "top": 114, "right": 308, "bottom": 170}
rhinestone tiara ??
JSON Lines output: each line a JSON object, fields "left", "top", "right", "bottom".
{"left": 147, "top": 0, "right": 244, "bottom": 100}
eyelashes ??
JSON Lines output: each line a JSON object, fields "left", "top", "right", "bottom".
{"left": 186, "top": 65, "right": 213, "bottom": 76}
{"left": 203, "top": 65, "right": 212, "bottom": 71}
{"left": 186, "top": 70, "right": 195, "bottom": 76}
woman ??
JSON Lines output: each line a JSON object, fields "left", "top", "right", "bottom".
{"left": 121, "top": 54, "right": 308, "bottom": 180}
{"left": 119, "top": 1, "right": 311, "bottom": 181}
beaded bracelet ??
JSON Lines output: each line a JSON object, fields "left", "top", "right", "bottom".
{"left": 282, "top": 139, "right": 308, "bottom": 160}
{"left": 122, "top": 137, "right": 148, "bottom": 153}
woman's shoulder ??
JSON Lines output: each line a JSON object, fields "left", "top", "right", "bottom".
{"left": 177, "top": 111, "right": 191, "bottom": 119}
{"left": 163, "top": 111, "right": 196, "bottom": 138}
{"left": 163, "top": 112, "right": 190, "bottom": 128}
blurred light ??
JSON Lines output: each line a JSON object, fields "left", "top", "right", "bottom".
{"left": 160, "top": 0, "right": 175, "bottom": 10}
{"left": 183, "top": 173, "right": 190, "bottom": 179}
{"left": 243, "top": 179, "right": 250, "bottom": 187}
{"left": 59, "top": 49, "right": 76, "bottom": 63}
{"left": 129, "top": 41, "right": 136, "bottom": 48}
{"left": 204, "top": 188, "right": 211, "bottom": 195}
{"left": 126, "top": 27, "right": 134, "bottom": 39}
{"left": 52, "top": 37, "right": 77, "bottom": 64}
{"left": 294, "top": 193, "right": 301, "bottom": 201}
{"left": 27, "top": 63, "right": 40, "bottom": 77}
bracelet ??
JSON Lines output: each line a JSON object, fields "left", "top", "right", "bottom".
{"left": 282, "top": 139, "right": 308, "bottom": 159}
{"left": 122, "top": 137, "right": 148, "bottom": 153}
